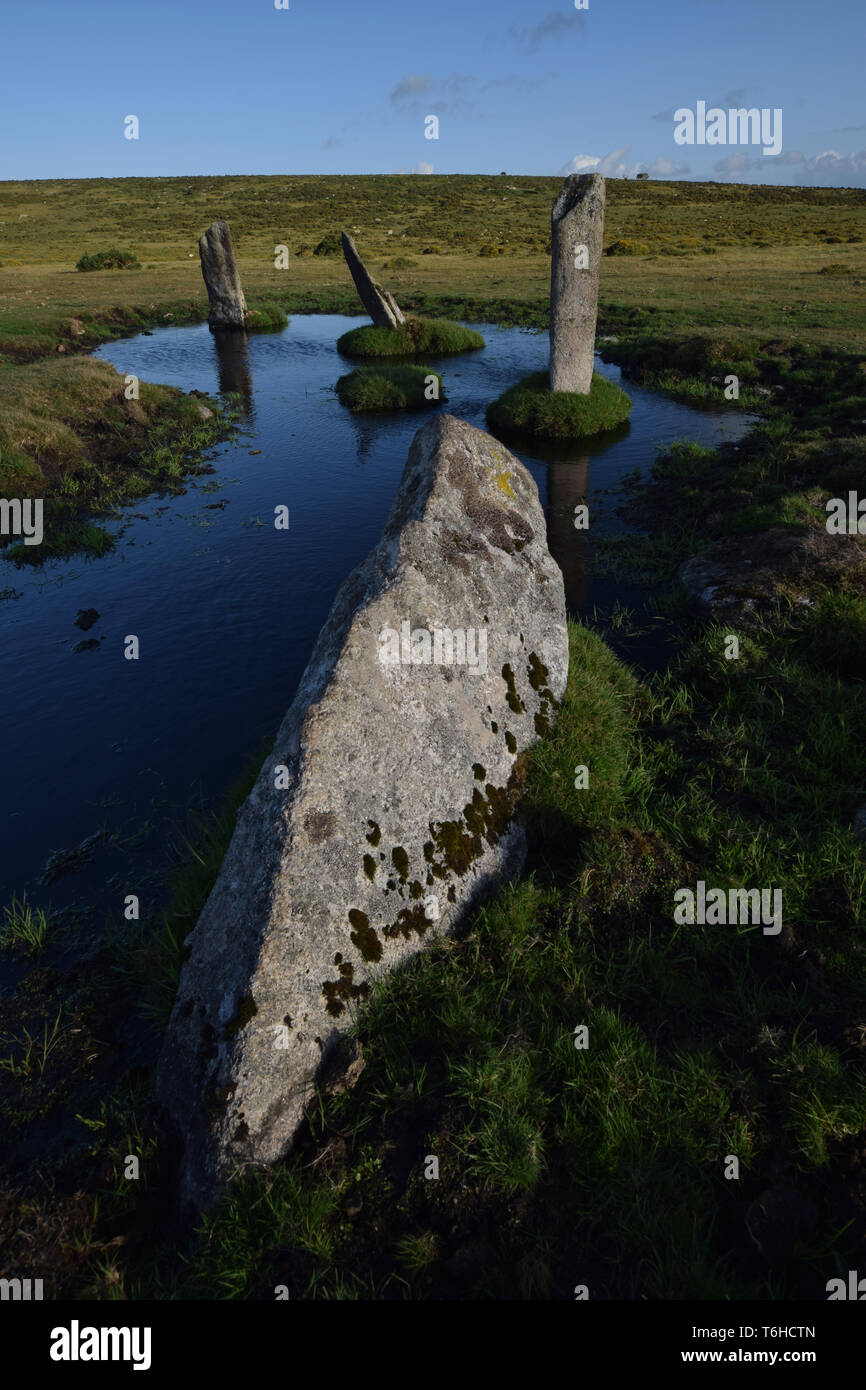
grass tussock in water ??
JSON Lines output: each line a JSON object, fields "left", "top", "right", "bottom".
{"left": 486, "top": 370, "right": 633, "bottom": 440}
{"left": 243, "top": 301, "right": 289, "bottom": 332}
{"left": 335, "top": 365, "right": 445, "bottom": 412}
{"left": 337, "top": 316, "right": 485, "bottom": 358}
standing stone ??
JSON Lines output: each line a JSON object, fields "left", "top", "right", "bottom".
{"left": 198, "top": 220, "right": 247, "bottom": 330}
{"left": 157, "top": 413, "right": 568, "bottom": 1210}
{"left": 549, "top": 173, "right": 606, "bottom": 394}
{"left": 341, "top": 232, "right": 406, "bottom": 329}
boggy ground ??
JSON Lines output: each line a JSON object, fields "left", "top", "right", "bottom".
{"left": 0, "top": 175, "right": 864, "bottom": 1299}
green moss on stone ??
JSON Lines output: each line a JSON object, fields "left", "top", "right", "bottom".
{"left": 502, "top": 663, "right": 525, "bottom": 715}
{"left": 322, "top": 961, "right": 371, "bottom": 1017}
{"left": 349, "top": 908, "right": 383, "bottom": 963}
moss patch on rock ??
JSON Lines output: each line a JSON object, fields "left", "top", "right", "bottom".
{"left": 335, "top": 365, "right": 445, "bottom": 413}
{"left": 486, "top": 370, "right": 632, "bottom": 440}
{"left": 337, "top": 316, "right": 485, "bottom": 358}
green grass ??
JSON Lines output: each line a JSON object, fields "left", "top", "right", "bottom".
{"left": 0, "top": 171, "right": 865, "bottom": 1299}
{"left": 335, "top": 365, "right": 445, "bottom": 412}
{"left": 2, "top": 590, "right": 866, "bottom": 1298}
{"left": 0, "top": 894, "right": 51, "bottom": 956}
{"left": 244, "top": 301, "right": 289, "bottom": 332}
{"left": 110, "top": 614, "right": 861, "bottom": 1301}
{"left": 486, "top": 370, "right": 633, "bottom": 439}
{"left": 337, "top": 316, "right": 485, "bottom": 358}
{"left": 0, "top": 356, "right": 235, "bottom": 562}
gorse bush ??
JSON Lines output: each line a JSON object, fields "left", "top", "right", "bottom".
{"left": 313, "top": 232, "right": 342, "bottom": 257}
{"left": 75, "top": 249, "right": 140, "bottom": 271}
{"left": 605, "top": 239, "right": 650, "bottom": 256}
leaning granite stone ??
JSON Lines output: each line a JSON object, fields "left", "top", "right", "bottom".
{"left": 157, "top": 413, "right": 568, "bottom": 1209}
{"left": 549, "top": 173, "right": 606, "bottom": 394}
{"left": 198, "top": 220, "right": 248, "bottom": 329}
{"left": 341, "top": 232, "right": 406, "bottom": 328}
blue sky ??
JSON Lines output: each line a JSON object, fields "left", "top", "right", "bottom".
{"left": 2, "top": 0, "right": 864, "bottom": 185}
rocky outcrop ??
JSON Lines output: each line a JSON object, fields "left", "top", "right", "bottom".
{"left": 341, "top": 232, "right": 406, "bottom": 328}
{"left": 157, "top": 414, "right": 568, "bottom": 1209}
{"left": 198, "top": 220, "right": 248, "bottom": 329}
{"left": 549, "top": 173, "right": 606, "bottom": 394}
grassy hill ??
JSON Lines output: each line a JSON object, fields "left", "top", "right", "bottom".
{"left": 1, "top": 175, "right": 864, "bottom": 361}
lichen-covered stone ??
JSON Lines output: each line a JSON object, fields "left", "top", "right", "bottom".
{"left": 549, "top": 173, "right": 606, "bottom": 394}
{"left": 157, "top": 414, "right": 568, "bottom": 1209}
{"left": 198, "top": 220, "right": 248, "bottom": 330}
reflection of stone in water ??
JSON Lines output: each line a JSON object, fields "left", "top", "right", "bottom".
{"left": 546, "top": 457, "right": 590, "bottom": 612}
{"left": 212, "top": 330, "right": 254, "bottom": 415}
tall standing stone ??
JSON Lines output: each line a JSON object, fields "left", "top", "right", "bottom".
{"left": 341, "top": 232, "right": 406, "bottom": 329}
{"left": 549, "top": 173, "right": 606, "bottom": 394}
{"left": 198, "top": 220, "right": 248, "bottom": 330}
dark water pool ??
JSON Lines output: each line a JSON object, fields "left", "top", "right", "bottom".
{"left": 0, "top": 315, "right": 752, "bottom": 928}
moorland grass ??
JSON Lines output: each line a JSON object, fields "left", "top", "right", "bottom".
{"left": 335, "top": 365, "right": 445, "bottom": 412}
{"left": 486, "top": 369, "right": 632, "bottom": 439}
{"left": 337, "top": 316, "right": 485, "bottom": 358}
{"left": 3, "top": 582, "right": 865, "bottom": 1299}
{"left": 0, "top": 894, "right": 50, "bottom": 956}
{"left": 0, "top": 356, "right": 233, "bottom": 561}
{"left": 0, "top": 172, "right": 865, "bottom": 1299}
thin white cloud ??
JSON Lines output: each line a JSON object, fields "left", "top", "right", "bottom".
{"left": 644, "top": 156, "right": 691, "bottom": 177}
{"left": 712, "top": 147, "right": 866, "bottom": 184}
{"left": 559, "top": 153, "right": 601, "bottom": 174}
{"left": 560, "top": 147, "right": 690, "bottom": 180}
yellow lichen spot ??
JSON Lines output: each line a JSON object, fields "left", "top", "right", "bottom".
{"left": 494, "top": 467, "right": 515, "bottom": 499}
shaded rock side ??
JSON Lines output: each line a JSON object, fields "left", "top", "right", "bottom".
{"left": 341, "top": 232, "right": 406, "bottom": 328}
{"left": 157, "top": 413, "right": 568, "bottom": 1209}
{"left": 198, "top": 220, "right": 248, "bottom": 329}
{"left": 549, "top": 173, "right": 606, "bottom": 394}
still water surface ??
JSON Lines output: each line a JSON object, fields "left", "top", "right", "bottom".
{"left": 0, "top": 316, "right": 752, "bottom": 927}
